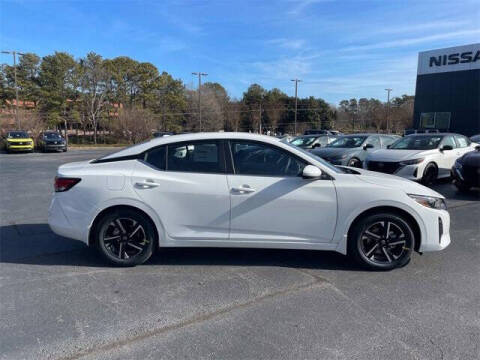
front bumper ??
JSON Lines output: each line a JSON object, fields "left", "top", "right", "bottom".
{"left": 44, "top": 143, "right": 67, "bottom": 151}
{"left": 451, "top": 165, "right": 480, "bottom": 187}
{"left": 417, "top": 206, "right": 451, "bottom": 252}
{"left": 7, "top": 144, "right": 34, "bottom": 151}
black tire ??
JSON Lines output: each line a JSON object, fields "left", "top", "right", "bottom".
{"left": 348, "top": 212, "right": 415, "bottom": 270}
{"left": 347, "top": 157, "right": 362, "bottom": 168}
{"left": 63, "top": 148, "right": 67, "bottom": 152}
{"left": 94, "top": 208, "right": 156, "bottom": 266}
{"left": 421, "top": 163, "right": 438, "bottom": 185}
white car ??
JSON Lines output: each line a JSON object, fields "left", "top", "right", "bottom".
{"left": 48, "top": 132, "right": 450, "bottom": 270}
{"left": 365, "top": 133, "right": 477, "bottom": 185}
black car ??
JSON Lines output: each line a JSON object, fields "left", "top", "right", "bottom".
{"left": 451, "top": 145, "right": 480, "bottom": 191}
{"left": 470, "top": 134, "right": 480, "bottom": 143}
{"left": 37, "top": 131, "right": 67, "bottom": 152}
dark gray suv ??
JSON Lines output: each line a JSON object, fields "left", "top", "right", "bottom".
{"left": 311, "top": 133, "right": 400, "bottom": 168}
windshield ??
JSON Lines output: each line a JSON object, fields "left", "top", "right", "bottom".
{"left": 44, "top": 132, "right": 62, "bottom": 139}
{"left": 327, "top": 136, "right": 367, "bottom": 148}
{"left": 390, "top": 135, "right": 443, "bottom": 150}
{"left": 285, "top": 142, "right": 345, "bottom": 174}
{"left": 7, "top": 131, "right": 29, "bottom": 138}
{"left": 290, "top": 136, "right": 317, "bottom": 147}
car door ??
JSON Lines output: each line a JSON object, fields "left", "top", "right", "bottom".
{"left": 227, "top": 140, "right": 337, "bottom": 244}
{"left": 437, "top": 135, "right": 458, "bottom": 177}
{"left": 131, "top": 140, "right": 230, "bottom": 241}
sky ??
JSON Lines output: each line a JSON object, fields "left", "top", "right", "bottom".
{"left": 1, "top": 0, "right": 479, "bottom": 104}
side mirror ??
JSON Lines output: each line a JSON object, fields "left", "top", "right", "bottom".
{"left": 363, "top": 144, "right": 374, "bottom": 150}
{"left": 302, "top": 165, "right": 322, "bottom": 179}
{"left": 440, "top": 145, "right": 453, "bottom": 151}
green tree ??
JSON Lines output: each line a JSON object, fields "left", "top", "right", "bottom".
{"left": 38, "top": 52, "right": 79, "bottom": 138}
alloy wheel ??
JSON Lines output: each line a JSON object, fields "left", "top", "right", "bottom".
{"left": 101, "top": 217, "right": 149, "bottom": 260}
{"left": 359, "top": 221, "right": 407, "bottom": 265}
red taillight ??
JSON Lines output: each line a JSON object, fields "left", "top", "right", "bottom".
{"left": 54, "top": 177, "right": 81, "bottom": 192}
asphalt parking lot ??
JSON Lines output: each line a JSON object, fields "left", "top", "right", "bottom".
{"left": 1, "top": 149, "right": 479, "bottom": 360}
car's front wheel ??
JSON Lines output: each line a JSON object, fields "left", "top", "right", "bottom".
{"left": 94, "top": 208, "right": 156, "bottom": 266}
{"left": 349, "top": 212, "right": 414, "bottom": 270}
{"left": 347, "top": 157, "right": 362, "bottom": 168}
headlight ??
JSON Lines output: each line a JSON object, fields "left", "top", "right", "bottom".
{"left": 408, "top": 194, "right": 447, "bottom": 210}
{"left": 400, "top": 158, "right": 424, "bottom": 166}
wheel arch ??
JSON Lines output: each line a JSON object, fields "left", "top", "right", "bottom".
{"left": 346, "top": 206, "right": 422, "bottom": 253}
{"left": 88, "top": 204, "right": 160, "bottom": 248}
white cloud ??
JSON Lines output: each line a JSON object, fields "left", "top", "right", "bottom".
{"left": 342, "top": 29, "right": 480, "bottom": 52}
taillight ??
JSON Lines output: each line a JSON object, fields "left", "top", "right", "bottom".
{"left": 54, "top": 177, "right": 81, "bottom": 192}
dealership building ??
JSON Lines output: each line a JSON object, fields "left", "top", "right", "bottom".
{"left": 413, "top": 43, "right": 480, "bottom": 136}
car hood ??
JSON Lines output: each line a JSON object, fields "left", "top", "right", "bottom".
{"left": 312, "top": 147, "right": 356, "bottom": 158}
{"left": 367, "top": 149, "right": 436, "bottom": 162}
{"left": 350, "top": 167, "right": 444, "bottom": 198}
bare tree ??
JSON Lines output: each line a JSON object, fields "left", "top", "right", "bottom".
{"left": 79, "top": 52, "right": 110, "bottom": 144}
{"left": 113, "top": 107, "right": 155, "bottom": 144}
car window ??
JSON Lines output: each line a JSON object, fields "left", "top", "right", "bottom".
{"left": 144, "top": 146, "right": 166, "bottom": 170}
{"left": 455, "top": 136, "right": 469, "bottom": 148}
{"left": 167, "top": 141, "right": 223, "bottom": 173}
{"left": 230, "top": 141, "right": 306, "bottom": 177}
{"left": 366, "top": 136, "right": 380, "bottom": 148}
{"left": 327, "top": 136, "right": 367, "bottom": 148}
{"left": 290, "top": 136, "right": 316, "bottom": 148}
{"left": 381, "top": 136, "right": 397, "bottom": 147}
{"left": 390, "top": 135, "right": 443, "bottom": 150}
{"left": 442, "top": 136, "right": 457, "bottom": 149}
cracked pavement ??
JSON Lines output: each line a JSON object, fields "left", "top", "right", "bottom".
{"left": 1, "top": 150, "right": 479, "bottom": 360}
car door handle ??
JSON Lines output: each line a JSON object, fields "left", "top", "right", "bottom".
{"left": 135, "top": 181, "right": 160, "bottom": 188}
{"left": 231, "top": 186, "right": 256, "bottom": 194}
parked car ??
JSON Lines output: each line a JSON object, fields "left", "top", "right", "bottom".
{"left": 48, "top": 132, "right": 450, "bottom": 270}
{"left": 2, "top": 130, "right": 34, "bottom": 153}
{"left": 470, "top": 134, "right": 480, "bottom": 143}
{"left": 37, "top": 131, "right": 67, "bottom": 152}
{"left": 304, "top": 129, "right": 342, "bottom": 135}
{"left": 290, "top": 134, "right": 337, "bottom": 150}
{"left": 276, "top": 134, "right": 294, "bottom": 143}
{"left": 451, "top": 145, "right": 480, "bottom": 192}
{"left": 153, "top": 131, "right": 175, "bottom": 138}
{"left": 311, "top": 134, "right": 399, "bottom": 168}
{"left": 365, "top": 133, "right": 477, "bottom": 185}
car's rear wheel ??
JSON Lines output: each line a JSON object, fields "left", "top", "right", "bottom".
{"left": 349, "top": 212, "right": 414, "bottom": 270}
{"left": 421, "top": 163, "right": 437, "bottom": 185}
{"left": 95, "top": 209, "right": 156, "bottom": 266}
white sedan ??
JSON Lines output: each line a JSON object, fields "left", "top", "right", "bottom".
{"left": 365, "top": 133, "right": 478, "bottom": 185}
{"left": 48, "top": 133, "right": 450, "bottom": 270}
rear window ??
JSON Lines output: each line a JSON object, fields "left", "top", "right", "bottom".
{"left": 144, "top": 146, "right": 166, "bottom": 170}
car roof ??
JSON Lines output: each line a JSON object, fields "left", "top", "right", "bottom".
{"left": 100, "top": 132, "right": 290, "bottom": 160}
{"left": 404, "top": 133, "right": 462, "bottom": 136}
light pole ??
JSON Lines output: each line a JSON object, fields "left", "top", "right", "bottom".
{"left": 2, "top": 50, "right": 25, "bottom": 129}
{"left": 192, "top": 72, "right": 207, "bottom": 131}
{"left": 291, "top": 79, "right": 302, "bottom": 134}
{"left": 385, "top": 88, "right": 392, "bottom": 134}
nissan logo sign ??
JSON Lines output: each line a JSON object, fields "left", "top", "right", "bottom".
{"left": 417, "top": 43, "right": 480, "bottom": 75}
{"left": 429, "top": 50, "right": 480, "bottom": 67}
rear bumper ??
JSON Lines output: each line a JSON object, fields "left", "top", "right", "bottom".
{"left": 48, "top": 196, "right": 85, "bottom": 242}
